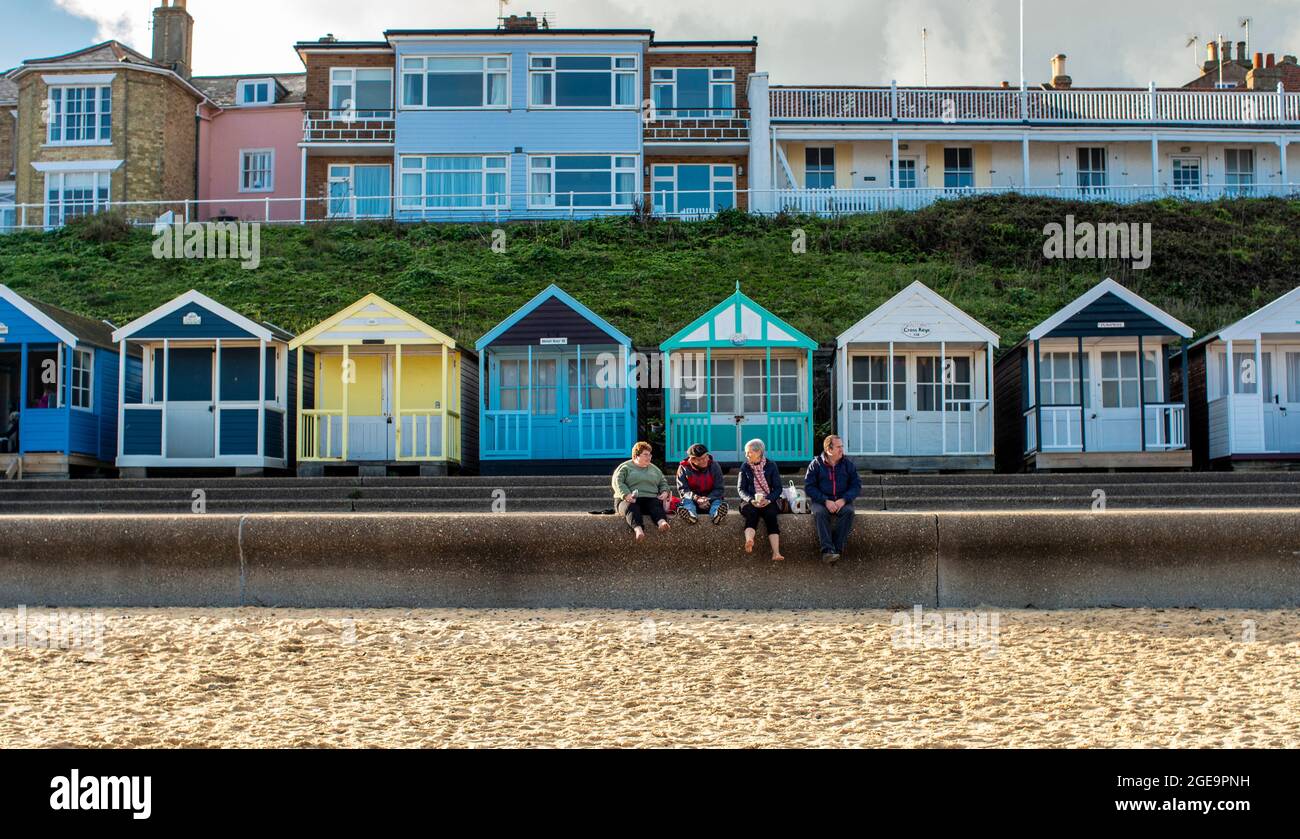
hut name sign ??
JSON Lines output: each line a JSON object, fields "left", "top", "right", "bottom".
{"left": 1097, "top": 321, "right": 1126, "bottom": 329}
{"left": 540, "top": 338, "right": 568, "bottom": 345}
{"left": 902, "top": 323, "right": 932, "bottom": 339}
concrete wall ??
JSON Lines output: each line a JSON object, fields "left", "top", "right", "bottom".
{"left": 2, "top": 510, "right": 1297, "bottom": 609}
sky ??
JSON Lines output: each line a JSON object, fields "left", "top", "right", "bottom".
{"left": 0, "top": 0, "right": 1297, "bottom": 87}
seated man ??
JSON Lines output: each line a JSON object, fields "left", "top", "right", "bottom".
{"left": 675, "top": 443, "right": 728, "bottom": 524}
{"left": 804, "top": 434, "right": 861, "bottom": 565}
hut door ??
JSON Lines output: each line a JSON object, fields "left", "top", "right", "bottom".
{"left": 526, "top": 354, "right": 562, "bottom": 459}
{"left": 1274, "top": 350, "right": 1300, "bottom": 452}
{"left": 914, "top": 355, "right": 974, "bottom": 455}
{"left": 1091, "top": 349, "right": 1152, "bottom": 451}
{"left": 166, "top": 347, "right": 215, "bottom": 459}
{"left": 344, "top": 354, "right": 389, "bottom": 461}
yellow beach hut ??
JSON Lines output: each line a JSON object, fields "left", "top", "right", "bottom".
{"left": 288, "top": 294, "right": 478, "bottom": 476}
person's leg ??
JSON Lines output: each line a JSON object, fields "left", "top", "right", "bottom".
{"left": 710, "top": 497, "right": 728, "bottom": 523}
{"left": 811, "top": 503, "right": 836, "bottom": 556}
{"left": 762, "top": 504, "right": 783, "bottom": 560}
{"left": 618, "top": 499, "right": 646, "bottom": 541}
{"left": 644, "top": 497, "right": 670, "bottom": 529}
{"left": 741, "top": 503, "right": 759, "bottom": 552}
{"left": 834, "top": 505, "right": 856, "bottom": 554}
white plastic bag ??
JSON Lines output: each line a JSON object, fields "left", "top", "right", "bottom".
{"left": 783, "top": 480, "right": 809, "bottom": 514}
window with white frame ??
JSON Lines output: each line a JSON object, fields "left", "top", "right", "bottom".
{"left": 327, "top": 164, "right": 391, "bottom": 218}
{"left": 44, "top": 171, "right": 111, "bottom": 226}
{"left": 47, "top": 84, "right": 112, "bottom": 144}
{"left": 528, "top": 155, "right": 637, "bottom": 208}
{"left": 399, "top": 155, "right": 507, "bottom": 209}
{"left": 71, "top": 348, "right": 93, "bottom": 410}
{"left": 1040, "top": 352, "right": 1089, "bottom": 407}
{"left": 1172, "top": 157, "right": 1202, "bottom": 191}
{"left": 1098, "top": 350, "right": 1159, "bottom": 408}
{"left": 1076, "top": 147, "right": 1107, "bottom": 191}
{"left": 528, "top": 55, "right": 637, "bottom": 108}
{"left": 651, "top": 164, "right": 735, "bottom": 215}
{"left": 917, "top": 356, "right": 972, "bottom": 412}
{"left": 889, "top": 158, "right": 918, "bottom": 189}
{"left": 1215, "top": 349, "right": 1270, "bottom": 398}
{"left": 236, "top": 79, "right": 273, "bottom": 106}
{"left": 1225, "top": 148, "right": 1255, "bottom": 193}
{"left": 0, "top": 204, "right": 15, "bottom": 233}
{"left": 650, "top": 67, "right": 735, "bottom": 116}
{"left": 805, "top": 147, "right": 835, "bottom": 189}
{"left": 401, "top": 56, "right": 508, "bottom": 108}
{"left": 851, "top": 355, "right": 906, "bottom": 410}
{"left": 239, "top": 149, "right": 275, "bottom": 193}
{"left": 330, "top": 68, "right": 392, "bottom": 117}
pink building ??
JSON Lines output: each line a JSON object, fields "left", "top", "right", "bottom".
{"left": 194, "top": 74, "right": 304, "bottom": 222}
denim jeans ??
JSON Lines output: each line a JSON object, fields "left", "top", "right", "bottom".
{"left": 811, "top": 502, "right": 855, "bottom": 554}
{"left": 681, "top": 497, "right": 723, "bottom": 517}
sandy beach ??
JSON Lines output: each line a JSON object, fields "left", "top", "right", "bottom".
{"left": 1, "top": 607, "right": 1297, "bottom": 748}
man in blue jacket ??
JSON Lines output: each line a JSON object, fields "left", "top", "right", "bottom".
{"left": 804, "top": 435, "right": 861, "bottom": 565}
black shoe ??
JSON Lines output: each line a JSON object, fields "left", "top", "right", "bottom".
{"left": 677, "top": 506, "right": 699, "bottom": 524}
{"left": 712, "top": 502, "right": 728, "bottom": 524}
{"left": 822, "top": 552, "right": 840, "bottom": 565}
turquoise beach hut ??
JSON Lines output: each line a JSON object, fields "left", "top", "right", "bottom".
{"left": 660, "top": 283, "right": 817, "bottom": 464}
{"left": 475, "top": 285, "right": 636, "bottom": 474}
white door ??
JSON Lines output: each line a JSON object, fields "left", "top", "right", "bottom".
{"left": 1091, "top": 349, "right": 1158, "bottom": 451}
{"left": 166, "top": 347, "right": 215, "bottom": 459}
{"left": 1275, "top": 350, "right": 1300, "bottom": 452}
{"left": 343, "top": 354, "right": 390, "bottom": 461}
{"left": 912, "top": 354, "right": 975, "bottom": 455}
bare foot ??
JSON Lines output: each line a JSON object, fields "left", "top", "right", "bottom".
{"left": 771, "top": 553, "right": 785, "bottom": 562}
{"left": 744, "top": 539, "right": 755, "bottom": 554}
{"left": 634, "top": 528, "right": 646, "bottom": 542}
{"left": 658, "top": 520, "right": 670, "bottom": 531}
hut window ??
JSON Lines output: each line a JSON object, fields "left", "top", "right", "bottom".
{"left": 531, "top": 359, "right": 558, "bottom": 415}
{"left": 568, "top": 358, "right": 622, "bottom": 413}
{"left": 497, "top": 359, "right": 528, "bottom": 410}
{"left": 918, "top": 356, "right": 972, "bottom": 412}
{"left": 1099, "top": 350, "right": 1161, "bottom": 408}
{"left": 769, "top": 358, "right": 800, "bottom": 413}
{"left": 1216, "top": 349, "right": 1269, "bottom": 399}
{"left": 70, "top": 349, "right": 93, "bottom": 410}
{"left": 26, "top": 349, "right": 58, "bottom": 408}
{"left": 851, "top": 356, "right": 905, "bottom": 410}
{"left": 1041, "top": 352, "right": 1089, "bottom": 407}
{"left": 711, "top": 360, "right": 736, "bottom": 414}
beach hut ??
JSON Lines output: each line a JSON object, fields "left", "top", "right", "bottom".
{"left": 834, "top": 281, "right": 999, "bottom": 470}
{"left": 994, "top": 278, "right": 1194, "bottom": 471}
{"left": 475, "top": 285, "right": 636, "bottom": 474}
{"left": 1183, "top": 285, "right": 1300, "bottom": 469}
{"left": 0, "top": 284, "right": 132, "bottom": 478}
{"left": 661, "top": 283, "right": 816, "bottom": 464}
{"left": 111, "top": 290, "right": 295, "bottom": 476}
{"left": 289, "top": 294, "right": 478, "bottom": 476}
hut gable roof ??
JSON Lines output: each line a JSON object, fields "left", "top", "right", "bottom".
{"left": 475, "top": 284, "right": 631, "bottom": 351}
{"left": 289, "top": 294, "right": 453, "bottom": 349}
{"left": 836, "top": 281, "right": 999, "bottom": 348}
{"left": 1028, "top": 278, "right": 1193, "bottom": 342}
{"left": 1207, "top": 285, "right": 1300, "bottom": 344}
{"left": 661, "top": 283, "right": 816, "bottom": 350}
{"left": 112, "top": 290, "right": 287, "bottom": 343}
{"left": 0, "top": 285, "right": 116, "bottom": 349}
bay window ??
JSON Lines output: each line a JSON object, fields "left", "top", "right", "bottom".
{"left": 529, "top": 55, "right": 637, "bottom": 108}
{"left": 329, "top": 68, "right": 392, "bottom": 117}
{"left": 399, "top": 155, "right": 508, "bottom": 209}
{"left": 529, "top": 155, "right": 637, "bottom": 208}
{"left": 45, "top": 171, "right": 111, "bottom": 227}
{"left": 327, "top": 164, "right": 391, "bottom": 218}
{"left": 401, "top": 56, "right": 509, "bottom": 108}
{"left": 48, "top": 84, "right": 112, "bottom": 144}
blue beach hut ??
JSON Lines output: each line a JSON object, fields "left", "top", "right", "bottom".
{"left": 475, "top": 284, "right": 636, "bottom": 474}
{"left": 0, "top": 284, "right": 132, "bottom": 477}
{"left": 111, "top": 290, "right": 295, "bottom": 476}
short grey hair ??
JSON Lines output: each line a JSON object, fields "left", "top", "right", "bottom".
{"left": 744, "top": 438, "right": 766, "bottom": 456}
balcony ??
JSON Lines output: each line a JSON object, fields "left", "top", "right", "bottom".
{"left": 644, "top": 108, "right": 750, "bottom": 144}
{"left": 770, "top": 86, "right": 1300, "bottom": 126}
{"left": 302, "top": 110, "right": 395, "bottom": 144}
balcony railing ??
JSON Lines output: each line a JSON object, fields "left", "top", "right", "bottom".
{"left": 644, "top": 108, "right": 750, "bottom": 142}
{"left": 303, "top": 110, "right": 395, "bottom": 144}
{"left": 771, "top": 85, "right": 1300, "bottom": 125}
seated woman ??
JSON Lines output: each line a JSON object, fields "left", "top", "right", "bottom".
{"left": 736, "top": 438, "right": 784, "bottom": 561}
{"left": 612, "top": 441, "right": 673, "bottom": 542}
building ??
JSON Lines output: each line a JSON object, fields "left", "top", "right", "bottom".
{"left": 5, "top": 0, "right": 211, "bottom": 228}
{"left": 293, "top": 14, "right": 757, "bottom": 221}
{"left": 112, "top": 290, "right": 297, "bottom": 475}
{"left": 1183, "top": 39, "right": 1300, "bottom": 91}
{"left": 1182, "top": 285, "right": 1300, "bottom": 469}
{"left": 834, "top": 281, "right": 999, "bottom": 471}
{"left": 660, "top": 283, "right": 816, "bottom": 464}
{"left": 995, "top": 278, "right": 1194, "bottom": 471}
{"left": 750, "top": 53, "right": 1300, "bottom": 215}
{"left": 0, "top": 73, "right": 15, "bottom": 229}
{"left": 194, "top": 73, "right": 306, "bottom": 222}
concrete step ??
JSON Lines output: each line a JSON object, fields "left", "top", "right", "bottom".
{"left": 884, "top": 494, "right": 1300, "bottom": 510}
{"left": 882, "top": 482, "right": 1300, "bottom": 499}
{"left": 0, "top": 485, "right": 620, "bottom": 502}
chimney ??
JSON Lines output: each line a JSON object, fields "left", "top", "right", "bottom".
{"left": 319, "top": 34, "right": 338, "bottom": 44}
{"left": 151, "top": 0, "right": 194, "bottom": 79}
{"left": 502, "top": 11, "right": 540, "bottom": 31}
{"left": 1246, "top": 53, "right": 1284, "bottom": 90}
{"left": 1236, "top": 41, "right": 1248, "bottom": 65}
{"left": 1049, "top": 53, "right": 1072, "bottom": 89}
